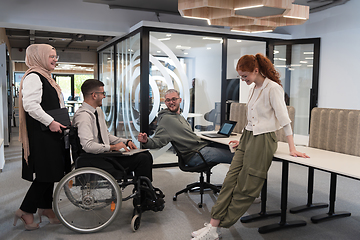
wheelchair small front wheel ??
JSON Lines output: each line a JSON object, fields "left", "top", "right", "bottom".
{"left": 131, "top": 214, "right": 141, "bottom": 232}
{"left": 54, "top": 167, "right": 122, "bottom": 233}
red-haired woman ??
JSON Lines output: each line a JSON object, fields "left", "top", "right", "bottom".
{"left": 191, "top": 53, "right": 309, "bottom": 240}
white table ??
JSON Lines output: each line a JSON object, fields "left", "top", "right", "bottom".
{"left": 197, "top": 132, "right": 360, "bottom": 233}
{"left": 258, "top": 142, "right": 360, "bottom": 233}
{"left": 196, "top": 131, "right": 241, "bottom": 144}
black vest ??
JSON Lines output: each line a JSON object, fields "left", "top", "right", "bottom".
{"left": 22, "top": 72, "right": 71, "bottom": 182}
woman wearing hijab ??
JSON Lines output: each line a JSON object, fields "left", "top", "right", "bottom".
{"left": 14, "top": 44, "right": 71, "bottom": 230}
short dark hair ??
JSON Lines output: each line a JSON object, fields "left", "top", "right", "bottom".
{"left": 81, "top": 79, "right": 104, "bottom": 96}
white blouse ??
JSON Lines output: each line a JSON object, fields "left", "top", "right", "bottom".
{"left": 245, "top": 78, "right": 292, "bottom": 136}
{"left": 22, "top": 73, "right": 65, "bottom": 126}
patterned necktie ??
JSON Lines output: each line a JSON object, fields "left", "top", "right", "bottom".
{"left": 94, "top": 110, "right": 103, "bottom": 144}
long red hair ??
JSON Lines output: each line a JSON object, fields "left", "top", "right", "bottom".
{"left": 236, "top": 53, "right": 282, "bottom": 86}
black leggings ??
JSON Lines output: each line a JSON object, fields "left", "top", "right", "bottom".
{"left": 20, "top": 180, "right": 54, "bottom": 213}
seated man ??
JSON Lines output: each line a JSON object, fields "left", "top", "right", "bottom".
{"left": 138, "top": 89, "right": 234, "bottom": 167}
{"left": 73, "top": 79, "right": 164, "bottom": 211}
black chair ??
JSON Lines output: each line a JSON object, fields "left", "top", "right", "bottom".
{"left": 171, "top": 141, "right": 221, "bottom": 208}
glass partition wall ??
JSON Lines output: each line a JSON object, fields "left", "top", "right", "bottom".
{"left": 115, "top": 33, "right": 141, "bottom": 143}
{"left": 98, "top": 26, "right": 320, "bottom": 166}
{"left": 271, "top": 39, "right": 320, "bottom": 146}
{"left": 99, "top": 47, "right": 115, "bottom": 134}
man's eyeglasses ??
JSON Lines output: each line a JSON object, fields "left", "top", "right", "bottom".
{"left": 92, "top": 91, "right": 107, "bottom": 96}
{"left": 49, "top": 55, "right": 59, "bottom": 60}
{"left": 165, "top": 97, "right": 180, "bottom": 103}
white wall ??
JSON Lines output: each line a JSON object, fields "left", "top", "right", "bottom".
{"left": 191, "top": 44, "right": 222, "bottom": 126}
{"left": 280, "top": 1, "right": 360, "bottom": 110}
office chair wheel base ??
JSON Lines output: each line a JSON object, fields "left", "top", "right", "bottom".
{"left": 198, "top": 203, "right": 203, "bottom": 208}
{"left": 131, "top": 214, "right": 141, "bottom": 232}
{"left": 173, "top": 196, "right": 177, "bottom": 201}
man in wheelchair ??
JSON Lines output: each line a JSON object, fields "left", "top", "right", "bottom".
{"left": 72, "top": 79, "right": 164, "bottom": 213}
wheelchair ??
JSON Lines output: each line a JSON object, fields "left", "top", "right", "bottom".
{"left": 53, "top": 127, "right": 164, "bottom": 233}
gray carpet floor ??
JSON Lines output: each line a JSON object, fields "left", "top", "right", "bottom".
{"left": 1, "top": 127, "right": 360, "bottom": 240}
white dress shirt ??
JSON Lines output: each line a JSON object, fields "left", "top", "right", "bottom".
{"left": 245, "top": 78, "right": 292, "bottom": 136}
{"left": 72, "top": 102, "right": 128, "bottom": 154}
{"left": 22, "top": 73, "right": 65, "bottom": 126}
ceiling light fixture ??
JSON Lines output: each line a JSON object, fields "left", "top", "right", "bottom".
{"left": 178, "top": 0, "right": 309, "bottom": 33}
{"left": 176, "top": 45, "right": 191, "bottom": 50}
{"left": 158, "top": 37, "right": 171, "bottom": 41}
{"left": 234, "top": 4, "right": 264, "bottom": 11}
{"left": 182, "top": 15, "right": 211, "bottom": 25}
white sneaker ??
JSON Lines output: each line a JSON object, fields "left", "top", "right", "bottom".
{"left": 192, "top": 223, "right": 209, "bottom": 238}
{"left": 191, "top": 223, "right": 221, "bottom": 240}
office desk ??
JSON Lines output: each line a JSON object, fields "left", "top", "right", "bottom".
{"left": 258, "top": 142, "right": 360, "bottom": 233}
{"left": 197, "top": 133, "right": 360, "bottom": 233}
{"left": 196, "top": 131, "right": 241, "bottom": 144}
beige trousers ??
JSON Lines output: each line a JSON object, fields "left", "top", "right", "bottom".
{"left": 211, "top": 129, "right": 278, "bottom": 228}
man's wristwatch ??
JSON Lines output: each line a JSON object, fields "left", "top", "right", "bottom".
{"left": 126, "top": 140, "right": 132, "bottom": 146}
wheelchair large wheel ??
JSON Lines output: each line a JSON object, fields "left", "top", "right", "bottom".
{"left": 54, "top": 167, "right": 122, "bottom": 233}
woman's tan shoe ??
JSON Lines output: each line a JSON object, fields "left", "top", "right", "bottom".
{"left": 13, "top": 209, "right": 39, "bottom": 231}
{"left": 38, "top": 208, "right": 61, "bottom": 224}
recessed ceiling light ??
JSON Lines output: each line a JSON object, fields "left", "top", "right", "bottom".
{"left": 203, "top": 37, "right": 222, "bottom": 41}
{"left": 234, "top": 4, "right": 264, "bottom": 10}
{"left": 176, "top": 45, "right": 191, "bottom": 50}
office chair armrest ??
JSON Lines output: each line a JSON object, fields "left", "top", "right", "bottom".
{"left": 181, "top": 149, "right": 210, "bottom": 168}
{"left": 170, "top": 141, "right": 212, "bottom": 168}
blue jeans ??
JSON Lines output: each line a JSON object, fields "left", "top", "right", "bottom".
{"left": 187, "top": 144, "right": 234, "bottom": 167}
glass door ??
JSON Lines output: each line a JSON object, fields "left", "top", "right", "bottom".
{"left": 270, "top": 39, "right": 320, "bottom": 146}
{"left": 53, "top": 74, "right": 74, "bottom": 114}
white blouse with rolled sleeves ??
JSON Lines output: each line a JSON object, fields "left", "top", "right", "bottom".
{"left": 245, "top": 78, "right": 292, "bottom": 136}
{"left": 22, "top": 73, "right": 65, "bottom": 126}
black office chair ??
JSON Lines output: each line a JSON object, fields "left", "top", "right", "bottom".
{"left": 171, "top": 141, "right": 221, "bottom": 208}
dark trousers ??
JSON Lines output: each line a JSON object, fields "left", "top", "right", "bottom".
{"left": 77, "top": 151, "right": 154, "bottom": 203}
{"left": 77, "top": 151, "right": 153, "bottom": 181}
{"left": 20, "top": 179, "right": 54, "bottom": 213}
{"left": 117, "top": 151, "right": 153, "bottom": 181}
